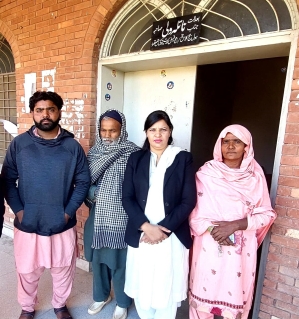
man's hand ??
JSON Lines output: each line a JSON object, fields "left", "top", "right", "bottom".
{"left": 64, "top": 213, "right": 70, "bottom": 224}
{"left": 16, "top": 210, "right": 24, "bottom": 223}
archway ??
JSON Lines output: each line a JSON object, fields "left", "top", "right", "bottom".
{"left": 0, "top": 33, "right": 16, "bottom": 164}
{"left": 95, "top": 1, "right": 299, "bottom": 317}
{"left": 101, "top": 0, "right": 296, "bottom": 57}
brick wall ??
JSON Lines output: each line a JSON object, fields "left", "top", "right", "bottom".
{"left": 1, "top": 1, "right": 299, "bottom": 316}
{"left": 258, "top": 45, "right": 299, "bottom": 318}
{"left": 0, "top": 0, "right": 126, "bottom": 259}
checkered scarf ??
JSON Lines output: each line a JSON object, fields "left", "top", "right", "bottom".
{"left": 87, "top": 109, "right": 140, "bottom": 249}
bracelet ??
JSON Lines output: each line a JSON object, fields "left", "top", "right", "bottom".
{"left": 207, "top": 226, "right": 214, "bottom": 233}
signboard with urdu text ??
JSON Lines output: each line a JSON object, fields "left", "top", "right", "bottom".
{"left": 150, "top": 13, "right": 202, "bottom": 51}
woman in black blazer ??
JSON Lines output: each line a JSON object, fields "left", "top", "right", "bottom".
{"left": 122, "top": 110, "right": 196, "bottom": 319}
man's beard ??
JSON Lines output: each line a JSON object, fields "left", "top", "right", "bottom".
{"left": 34, "top": 118, "right": 60, "bottom": 132}
{"left": 102, "top": 138, "right": 118, "bottom": 146}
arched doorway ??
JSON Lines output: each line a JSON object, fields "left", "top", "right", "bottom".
{"left": 97, "top": 0, "right": 297, "bottom": 150}
{"left": 97, "top": 1, "right": 298, "bottom": 317}
{"left": 100, "top": 0, "right": 295, "bottom": 56}
{"left": 0, "top": 34, "right": 16, "bottom": 165}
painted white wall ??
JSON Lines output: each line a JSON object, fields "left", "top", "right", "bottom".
{"left": 24, "top": 73, "right": 36, "bottom": 113}
{"left": 123, "top": 66, "right": 197, "bottom": 150}
{"left": 42, "top": 69, "right": 56, "bottom": 92}
{"left": 98, "top": 65, "right": 124, "bottom": 114}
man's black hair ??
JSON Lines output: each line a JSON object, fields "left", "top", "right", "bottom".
{"left": 29, "top": 91, "right": 63, "bottom": 111}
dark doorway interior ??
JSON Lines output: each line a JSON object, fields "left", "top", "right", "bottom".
{"left": 191, "top": 57, "right": 288, "bottom": 189}
{"left": 190, "top": 57, "right": 288, "bottom": 319}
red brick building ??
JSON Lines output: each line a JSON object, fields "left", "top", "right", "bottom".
{"left": 0, "top": 0, "right": 299, "bottom": 318}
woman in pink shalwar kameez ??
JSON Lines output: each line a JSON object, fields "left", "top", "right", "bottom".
{"left": 189, "top": 125, "right": 276, "bottom": 319}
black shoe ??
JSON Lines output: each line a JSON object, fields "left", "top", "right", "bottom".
{"left": 54, "top": 305, "right": 72, "bottom": 319}
{"left": 19, "top": 310, "right": 35, "bottom": 319}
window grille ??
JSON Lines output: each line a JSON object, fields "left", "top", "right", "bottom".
{"left": 0, "top": 73, "right": 16, "bottom": 164}
{"left": 0, "top": 35, "right": 15, "bottom": 73}
{"left": 0, "top": 34, "right": 16, "bottom": 164}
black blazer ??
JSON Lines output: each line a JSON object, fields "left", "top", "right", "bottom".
{"left": 122, "top": 149, "right": 196, "bottom": 249}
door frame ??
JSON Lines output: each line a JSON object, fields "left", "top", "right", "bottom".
{"left": 251, "top": 30, "right": 299, "bottom": 318}
{"left": 97, "top": 28, "right": 299, "bottom": 317}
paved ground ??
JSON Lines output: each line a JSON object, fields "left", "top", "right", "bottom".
{"left": 0, "top": 234, "right": 189, "bottom": 319}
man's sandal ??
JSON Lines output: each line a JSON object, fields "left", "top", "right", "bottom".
{"left": 54, "top": 306, "right": 73, "bottom": 319}
{"left": 19, "top": 310, "right": 35, "bottom": 319}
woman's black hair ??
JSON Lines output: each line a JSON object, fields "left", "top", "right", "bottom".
{"left": 29, "top": 91, "right": 64, "bottom": 111}
{"left": 142, "top": 110, "right": 173, "bottom": 150}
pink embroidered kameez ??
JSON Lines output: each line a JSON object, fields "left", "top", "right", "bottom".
{"left": 189, "top": 125, "right": 276, "bottom": 319}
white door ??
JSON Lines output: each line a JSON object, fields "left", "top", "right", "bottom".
{"left": 123, "top": 66, "right": 197, "bottom": 150}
